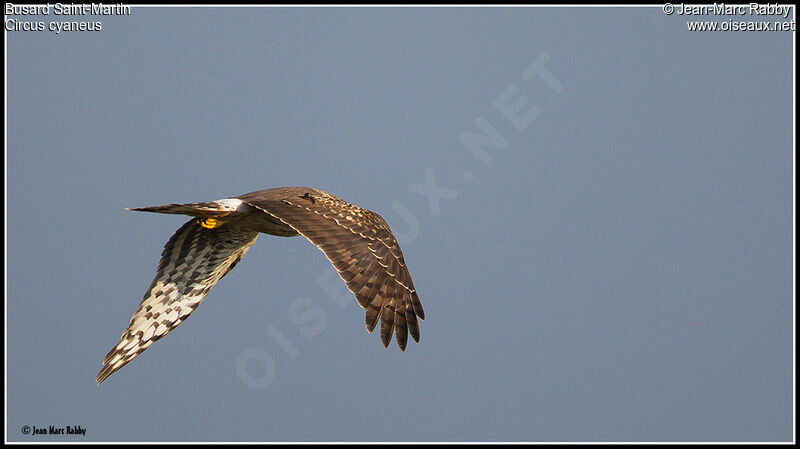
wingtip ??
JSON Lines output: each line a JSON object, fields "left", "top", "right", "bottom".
{"left": 125, "top": 206, "right": 160, "bottom": 212}
{"left": 96, "top": 364, "right": 115, "bottom": 385}
{"left": 365, "top": 314, "right": 379, "bottom": 334}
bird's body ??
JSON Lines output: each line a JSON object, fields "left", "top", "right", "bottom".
{"left": 97, "top": 187, "right": 424, "bottom": 385}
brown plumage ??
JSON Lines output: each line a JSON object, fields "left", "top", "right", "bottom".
{"left": 97, "top": 187, "right": 424, "bottom": 385}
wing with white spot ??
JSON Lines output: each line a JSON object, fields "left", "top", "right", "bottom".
{"left": 237, "top": 188, "right": 425, "bottom": 351}
{"left": 96, "top": 219, "right": 258, "bottom": 384}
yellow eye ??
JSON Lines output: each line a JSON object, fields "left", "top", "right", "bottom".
{"left": 198, "top": 218, "right": 222, "bottom": 229}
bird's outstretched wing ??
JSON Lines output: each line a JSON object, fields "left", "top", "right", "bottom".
{"left": 237, "top": 189, "right": 425, "bottom": 351}
{"left": 96, "top": 219, "right": 258, "bottom": 384}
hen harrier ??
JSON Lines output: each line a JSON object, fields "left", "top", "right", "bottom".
{"left": 96, "top": 187, "right": 424, "bottom": 384}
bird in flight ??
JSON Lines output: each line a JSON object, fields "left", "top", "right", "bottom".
{"left": 96, "top": 187, "right": 424, "bottom": 385}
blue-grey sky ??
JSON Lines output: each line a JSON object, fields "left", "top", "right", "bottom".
{"left": 6, "top": 6, "right": 794, "bottom": 442}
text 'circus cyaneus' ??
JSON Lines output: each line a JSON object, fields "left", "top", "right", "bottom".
{"left": 96, "top": 187, "right": 424, "bottom": 384}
